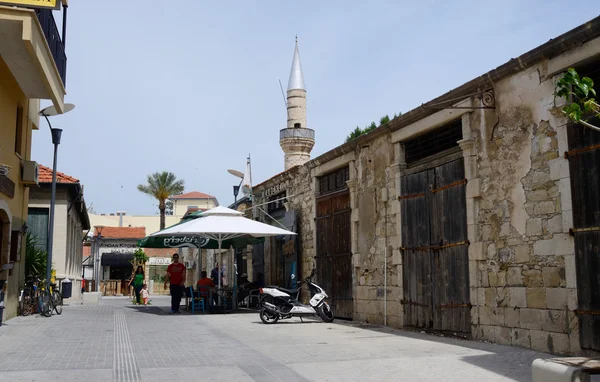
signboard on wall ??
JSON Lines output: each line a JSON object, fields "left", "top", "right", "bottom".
{"left": 0, "top": 0, "right": 61, "bottom": 10}
{"left": 148, "top": 257, "right": 171, "bottom": 266}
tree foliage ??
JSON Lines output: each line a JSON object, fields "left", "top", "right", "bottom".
{"left": 137, "top": 172, "right": 185, "bottom": 230}
{"left": 25, "top": 233, "right": 47, "bottom": 279}
{"left": 345, "top": 112, "right": 402, "bottom": 142}
{"left": 555, "top": 68, "right": 600, "bottom": 131}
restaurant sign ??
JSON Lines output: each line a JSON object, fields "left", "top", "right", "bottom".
{"left": 0, "top": 0, "right": 61, "bottom": 10}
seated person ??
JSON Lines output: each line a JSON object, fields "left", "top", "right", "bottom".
{"left": 196, "top": 271, "right": 215, "bottom": 303}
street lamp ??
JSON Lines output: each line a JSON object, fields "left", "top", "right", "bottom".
{"left": 39, "top": 103, "right": 75, "bottom": 285}
{"left": 93, "top": 225, "right": 105, "bottom": 287}
{"left": 227, "top": 169, "right": 244, "bottom": 210}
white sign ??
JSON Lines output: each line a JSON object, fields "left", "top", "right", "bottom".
{"left": 148, "top": 257, "right": 171, "bottom": 265}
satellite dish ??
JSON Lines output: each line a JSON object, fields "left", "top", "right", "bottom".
{"left": 39, "top": 103, "right": 75, "bottom": 116}
{"left": 227, "top": 169, "right": 244, "bottom": 179}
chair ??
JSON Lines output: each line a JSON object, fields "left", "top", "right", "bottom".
{"left": 188, "top": 286, "right": 205, "bottom": 313}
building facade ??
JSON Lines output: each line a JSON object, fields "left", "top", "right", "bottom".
{"left": 251, "top": 19, "right": 600, "bottom": 355}
{"left": 28, "top": 165, "right": 90, "bottom": 302}
{"left": 0, "top": 2, "right": 69, "bottom": 319}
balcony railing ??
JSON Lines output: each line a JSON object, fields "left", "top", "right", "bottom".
{"left": 35, "top": 9, "right": 67, "bottom": 86}
{"left": 280, "top": 127, "right": 315, "bottom": 140}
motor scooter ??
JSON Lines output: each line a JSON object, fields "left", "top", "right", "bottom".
{"left": 259, "top": 268, "right": 334, "bottom": 324}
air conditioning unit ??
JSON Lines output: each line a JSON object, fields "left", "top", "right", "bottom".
{"left": 22, "top": 160, "right": 39, "bottom": 187}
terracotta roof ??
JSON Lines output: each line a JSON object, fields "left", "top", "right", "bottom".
{"left": 38, "top": 164, "right": 79, "bottom": 183}
{"left": 95, "top": 226, "right": 146, "bottom": 239}
{"left": 83, "top": 245, "right": 91, "bottom": 258}
{"left": 171, "top": 191, "right": 216, "bottom": 199}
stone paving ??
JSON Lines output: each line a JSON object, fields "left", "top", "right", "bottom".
{"left": 0, "top": 296, "right": 588, "bottom": 381}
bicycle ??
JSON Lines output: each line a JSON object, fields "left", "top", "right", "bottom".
{"left": 49, "top": 281, "right": 63, "bottom": 315}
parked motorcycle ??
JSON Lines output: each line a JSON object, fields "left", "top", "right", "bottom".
{"left": 258, "top": 269, "right": 334, "bottom": 324}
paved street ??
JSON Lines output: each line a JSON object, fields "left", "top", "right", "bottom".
{"left": 0, "top": 296, "right": 562, "bottom": 381}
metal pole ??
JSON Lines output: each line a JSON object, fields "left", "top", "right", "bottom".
{"left": 62, "top": 4, "right": 68, "bottom": 48}
{"left": 46, "top": 128, "right": 62, "bottom": 284}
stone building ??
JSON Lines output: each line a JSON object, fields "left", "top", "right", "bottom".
{"left": 251, "top": 18, "right": 600, "bottom": 355}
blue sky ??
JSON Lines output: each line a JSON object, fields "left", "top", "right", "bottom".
{"left": 32, "top": 1, "right": 600, "bottom": 215}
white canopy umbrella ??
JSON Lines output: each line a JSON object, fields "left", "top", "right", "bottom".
{"left": 149, "top": 206, "right": 296, "bottom": 299}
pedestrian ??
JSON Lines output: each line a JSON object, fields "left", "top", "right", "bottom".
{"left": 129, "top": 265, "right": 145, "bottom": 305}
{"left": 141, "top": 284, "right": 149, "bottom": 305}
{"left": 164, "top": 253, "right": 186, "bottom": 314}
{"left": 81, "top": 278, "right": 85, "bottom": 295}
{"left": 210, "top": 262, "right": 222, "bottom": 286}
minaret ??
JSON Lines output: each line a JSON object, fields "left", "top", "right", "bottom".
{"left": 280, "top": 37, "right": 315, "bottom": 170}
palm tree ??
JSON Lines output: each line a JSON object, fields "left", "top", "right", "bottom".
{"left": 137, "top": 172, "right": 185, "bottom": 230}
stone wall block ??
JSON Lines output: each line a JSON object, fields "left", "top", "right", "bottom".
{"left": 547, "top": 215, "right": 563, "bottom": 234}
{"left": 553, "top": 233, "right": 574, "bottom": 256}
{"left": 497, "top": 326, "right": 512, "bottom": 346}
{"left": 564, "top": 255, "right": 577, "bottom": 288}
{"left": 523, "top": 270, "right": 544, "bottom": 287}
{"left": 534, "top": 201, "right": 555, "bottom": 215}
{"left": 488, "top": 271, "right": 506, "bottom": 287}
{"left": 558, "top": 178, "right": 572, "bottom": 211}
{"left": 530, "top": 330, "right": 551, "bottom": 353}
{"left": 509, "top": 287, "right": 527, "bottom": 308}
{"left": 526, "top": 218, "right": 543, "bottom": 236}
{"left": 505, "top": 307, "right": 520, "bottom": 328}
{"left": 526, "top": 288, "right": 547, "bottom": 309}
{"left": 562, "top": 210, "right": 573, "bottom": 234}
{"left": 485, "top": 288, "right": 496, "bottom": 307}
{"left": 490, "top": 307, "right": 505, "bottom": 326}
{"left": 469, "top": 242, "right": 485, "bottom": 261}
{"left": 567, "top": 288, "right": 578, "bottom": 311}
{"left": 533, "top": 239, "right": 555, "bottom": 256}
{"left": 549, "top": 157, "right": 569, "bottom": 180}
{"left": 511, "top": 328, "right": 532, "bottom": 348}
{"left": 546, "top": 288, "right": 568, "bottom": 310}
{"left": 548, "top": 332, "right": 571, "bottom": 355}
{"left": 513, "top": 245, "right": 531, "bottom": 263}
{"left": 507, "top": 267, "right": 523, "bottom": 286}
{"left": 479, "top": 306, "right": 491, "bottom": 325}
{"left": 542, "top": 267, "right": 565, "bottom": 288}
{"left": 541, "top": 310, "right": 568, "bottom": 333}
{"left": 520, "top": 308, "right": 542, "bottom": 330}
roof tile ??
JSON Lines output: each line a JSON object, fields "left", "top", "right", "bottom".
{"left": 95, "top": 227, "right": 146, "bottom": 239}
{"left": 171, "top": 191, "right": 216, "bottom": 199}
{"left": 38, "top": 164, "right": 79, "bottom": 183}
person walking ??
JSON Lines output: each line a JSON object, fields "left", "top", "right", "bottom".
{"left": 164, "top": 253, "right": 186, "bottom": 314}
{"left": 130, "top": 265, "right": 145, "bottom": 305}
{"left": 141, "top": 284, "right": 149, "bottom": 305}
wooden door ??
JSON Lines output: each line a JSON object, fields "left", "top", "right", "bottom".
{"left": 401, "top": 158, "right": 470, "bottom": 333}
{"left": 567, "top": 119, "right": 600, "bottom": 351}
{"left": 316, "top": 191, "right": 352, "bottom": 319}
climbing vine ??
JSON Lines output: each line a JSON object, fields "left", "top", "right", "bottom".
{"left": 555, "top": 68, "right": 600, "bottom": 131}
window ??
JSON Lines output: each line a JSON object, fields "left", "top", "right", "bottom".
{"left": 267, "top": 192, "right": 286, "bottom": 214}
{"left": 15, "top": 107, "right": 23, "bottom": 156}
{"left": 318, "top": 166, "right": 350, "bottom": 195}
{"left": 404, "top": 118, "right": 463, "bottom": 164}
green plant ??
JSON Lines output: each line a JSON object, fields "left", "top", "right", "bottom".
{"left": 137, "top": 172, "right": 185, "bottom": 230}
{"left": 25, "top": 233, "right": 46, "bottom": 279}
{"left": 345, "top": 113, "right": 401, "bottom": 143}
{"left": 133, "top": 248, "right": 149, "bottom": 265}
{"left": 555, "top": 68, "right": 600, "bottom": 131}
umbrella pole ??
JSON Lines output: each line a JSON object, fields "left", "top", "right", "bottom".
{"left": 218, "top": 235, "right": 222, "bottom": 306}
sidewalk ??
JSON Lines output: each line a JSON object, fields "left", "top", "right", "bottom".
{"left": 0, "top": 296, "right": 573, "bottom": 381}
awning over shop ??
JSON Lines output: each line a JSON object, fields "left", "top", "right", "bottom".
{"left": 101, "top": 253, "right": 134, "bottom": 267}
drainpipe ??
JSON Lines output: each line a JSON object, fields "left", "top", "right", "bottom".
{"left": 382, "top": 182, "right": 389, "bottom": 327}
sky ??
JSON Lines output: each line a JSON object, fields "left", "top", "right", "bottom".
{"left": 32, "top": 1, "right": 600, "bottom": 215}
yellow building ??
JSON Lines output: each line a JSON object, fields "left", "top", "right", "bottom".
{"left": 0, "top": 2, "right": 68, "bottom": 319}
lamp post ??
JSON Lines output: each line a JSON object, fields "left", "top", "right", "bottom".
{"left": 39, "top": 103, "right": 75, "bottom": 285}
{"left": 93, "top": 226, "right": 105, "bottom": 288}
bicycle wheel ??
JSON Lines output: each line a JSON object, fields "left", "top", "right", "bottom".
{"left": 52, "top": 289, "right": 63, "bottom": 315}
{"left": 21, "top": 289, "right": 35, "bottom": 316}
{"left": 39, "top": 289, "right": 52, "bottom": 317}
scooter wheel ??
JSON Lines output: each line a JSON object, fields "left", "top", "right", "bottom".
{"left": 260, "top": 307, "right": 279, "bottom": 324}
{"left": 318, "top": 302, "right": 334, "bottom": 323}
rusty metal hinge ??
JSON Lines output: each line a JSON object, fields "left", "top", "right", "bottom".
{"left": 398, "top": 192, "right": 425, "bottom": 201}
{"left": 431, "top": 179, "right": 467, "bottom": 193}
{"left": 575, "top": 309, "right": 600, "bottom": 316}
{"left": 439, "top": 303, "right": 472, "bottom": 309}
{"left": 569, "top": 226, "right": 600, "bottom": 235}
{"left": 400, "top": 240, "right": 470, "bottom": 252}
{"left": 400, "top": 299, "right": 429, "bottom": 308}
{"left": 564, "top": 143, "right": 600, "bottom": 159}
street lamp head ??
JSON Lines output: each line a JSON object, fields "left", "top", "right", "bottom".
{"left": 39, "top": 103, "right": 75, "bottom": 117}
{"left": 50, "top": 128, "right": 62, "bottom": 145}
{"left": 227, "top": 169, "right": 244, "bottom": 179}
{"left": 233, "top": 185, "right": 240, "bottom": 198}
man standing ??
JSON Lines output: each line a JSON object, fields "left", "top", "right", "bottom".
{"left": 210, "top": 262, "right": 221, "bottom": 286}
{"left": 164, "top": 253, "right": 186, "bottom": 314}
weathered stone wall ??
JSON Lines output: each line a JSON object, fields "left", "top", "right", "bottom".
{"left": 251, "top": 165, "right": 314, "bottom": 290}
{"left": 352, "top": 134, "right": 401, "bottom": 326}
{"left": 469, "top": 63, "right": 579, "bottom": 354}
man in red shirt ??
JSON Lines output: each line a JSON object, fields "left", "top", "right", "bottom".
{"left": 164, "top": 253, "right": 186, "bottom": 314}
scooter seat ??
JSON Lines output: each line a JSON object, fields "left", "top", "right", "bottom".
{"left": 274, "top": 286, "right": 301, "bottom": 295}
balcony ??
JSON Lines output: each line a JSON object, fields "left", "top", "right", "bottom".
{"left": 35, "top": 9, "right": 66, "bottom": 87}
{"left": 280, "top": 127, "right": 315, "bottom": 140}
{"left": 0, "top": 6, "right": 66, "bottom": 112}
